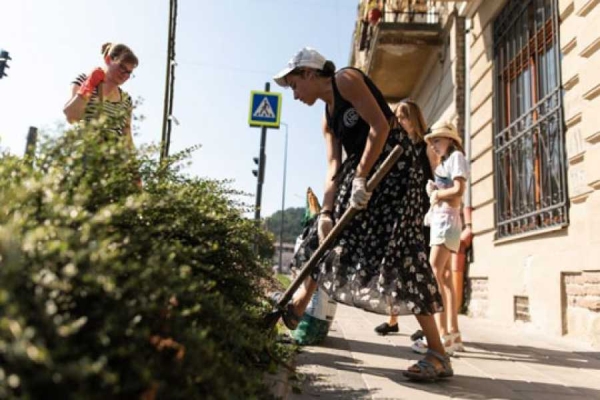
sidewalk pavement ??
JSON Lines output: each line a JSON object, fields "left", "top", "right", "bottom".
{"left": 288, "top": 304, "right": 600, "bottom": 400}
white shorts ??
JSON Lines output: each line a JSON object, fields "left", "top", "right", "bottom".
{"left": 429, "top": 205, "right": 462, "bottom": 253}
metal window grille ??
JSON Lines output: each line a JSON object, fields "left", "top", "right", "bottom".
{"left": 492, "top": 0, "right": 568, "bottom": 240}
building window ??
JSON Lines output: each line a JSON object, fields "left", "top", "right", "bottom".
{"left": 492, "top": 0, "right": 568, "bottom": 240}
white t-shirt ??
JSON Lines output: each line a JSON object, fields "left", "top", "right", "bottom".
{"left": 434, "top": 151, "right": 469, "bottom": 190}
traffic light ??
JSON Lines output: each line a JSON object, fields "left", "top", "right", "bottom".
{"left": 0, "top": 49, "right": 11, "bottom": 79}
{"left": 252, "top": 157, "right": 259, "bottom": 177}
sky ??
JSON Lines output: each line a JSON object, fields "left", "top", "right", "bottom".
{"left": 0, "top": 0, "right": 359, "bottom": 217}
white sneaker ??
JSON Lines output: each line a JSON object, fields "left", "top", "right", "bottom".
{"left": 411, "top": 338, "right": 428, "bottom": 354}
{"left": 450, "top": 332, "right": 465, "bottom": 352}
{"left": 442, "top": 334, "right": 455, "bottom": 356}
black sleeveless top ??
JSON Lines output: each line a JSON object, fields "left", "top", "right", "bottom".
{"left": 325, "top": 67, "right": 394, "bottom": 156}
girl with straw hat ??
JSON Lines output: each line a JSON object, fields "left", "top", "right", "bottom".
{"left": 422, "top": 120, "right": 469, "bottom": 355}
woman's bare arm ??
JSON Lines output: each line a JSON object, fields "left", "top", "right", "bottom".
{"left": 63, "top": 84, "right": 88, "bottom": 123}
{"left": 335, "top": 69, "right": 390, "bottom": 179}
{"left": 321, "top": 115, "right": 342, "bottom": 212}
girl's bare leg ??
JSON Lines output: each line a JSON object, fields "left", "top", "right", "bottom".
{"left": 429, "top": 245, "right": 452, "bottom": 337}
{"left": 449, "top": 253, "right": 463, "bottom": 346}
{"left": 440, "top": 263, "right": 458, "bottom": 340}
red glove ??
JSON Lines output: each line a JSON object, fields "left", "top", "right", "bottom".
{"left": 77, "top": 68, "right": 105, "bottom": 99}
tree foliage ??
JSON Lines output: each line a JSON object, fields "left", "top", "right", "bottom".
{"left": 264, "top": 207, "right": 305, "bottom": 243}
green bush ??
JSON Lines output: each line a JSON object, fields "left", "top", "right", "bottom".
{"left": 0, "top": 120, "right": 279, "bottom": 399}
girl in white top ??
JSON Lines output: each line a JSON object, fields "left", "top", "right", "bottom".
{"left": 424, "top": 120, "right": 469, "bottom": 355}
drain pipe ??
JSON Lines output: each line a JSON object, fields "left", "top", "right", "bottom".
{"left": 454, "top": 15, "right": 474, "bottom": 312}
{"left": 464, "top": 17, "right": 472, "bottom": 216}
{"left": 460, "top": 15, "right": 473, "bottom": 251}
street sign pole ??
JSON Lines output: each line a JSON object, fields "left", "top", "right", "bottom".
{"left": 278, "top": 122, "right": 288, "bottom": 273}
{"left": 248, "top": 83, "right": 281, "bottom": 253}
{"left": 249, "top": 83, "right": 281, "bottom": 223}
{"left": 254, "top": 81, "right": 270, "bottom": 222}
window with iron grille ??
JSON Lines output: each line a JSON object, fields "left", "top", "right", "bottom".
{"left": 492, "top": 0, "right": 568, "bottom": 240}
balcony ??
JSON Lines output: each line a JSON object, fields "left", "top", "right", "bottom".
{"left": 352, "top": 1, "right": 453, "bottom": 101}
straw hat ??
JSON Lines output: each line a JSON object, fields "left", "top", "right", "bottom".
{"left": 424, "top": 120, "right": 463, "bottom": 150}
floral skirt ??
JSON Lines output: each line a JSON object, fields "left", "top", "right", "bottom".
{"left": 292, "top": 128, "right": 443, "bottom": 316}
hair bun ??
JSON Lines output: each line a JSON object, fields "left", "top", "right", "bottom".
{"left": 323, "top": 60, "right": 336, "bottom": 75}
{"left": 101, "top": 42, "right": 113, "bottom": 56}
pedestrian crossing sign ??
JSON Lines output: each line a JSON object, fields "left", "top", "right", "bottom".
{"left": 248, "top": 91, "right": 282, "bottom": 128}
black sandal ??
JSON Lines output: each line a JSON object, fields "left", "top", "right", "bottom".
{"left": 269, "top": 292, "right": 302, "bottom": 330}
{"left": 402, "top": 349, "right": 454, "bottom": 382}
{"left": 374, "top": 322, "right": 399, "bottom": 336}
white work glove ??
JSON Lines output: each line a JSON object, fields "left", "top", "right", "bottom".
{"left": 317, "top": 214, "right": 334, "bottom": 244}
{"left": 429, "top": 189, "right": 439, "bottom": 206}
{"left": 425, "top": 180, "right": 437, "bottom": 197}
{"left": 350, "top": 177, "right": 372, "bottom": 209}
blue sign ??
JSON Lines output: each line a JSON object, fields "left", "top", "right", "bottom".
{"left": 248, "top": 91, "right": 282, "bottom": 128}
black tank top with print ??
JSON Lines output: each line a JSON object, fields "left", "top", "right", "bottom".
{"left": 325, "top": 67, "right": 394, "bottom": 156}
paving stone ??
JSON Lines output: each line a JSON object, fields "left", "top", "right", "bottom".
{"left": 288, "top": 304, "right": 600, "bottom": 400}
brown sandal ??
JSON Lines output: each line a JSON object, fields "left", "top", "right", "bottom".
{"left": 402, "top": 349, "right": 453, "bottom": 382}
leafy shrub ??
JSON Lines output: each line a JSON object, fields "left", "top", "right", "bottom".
{"left": 0, "top": 120, "right": 279, "bottom": 399}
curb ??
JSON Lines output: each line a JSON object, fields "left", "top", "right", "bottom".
{"left": 264, "top": 362, "right": 294, "bottom": 399}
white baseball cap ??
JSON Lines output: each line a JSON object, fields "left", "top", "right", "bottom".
{"left": 273, "top": 47, "right": 327, "bottom": 87}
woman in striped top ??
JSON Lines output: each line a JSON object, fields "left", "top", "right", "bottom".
{"left": 64, "top": 42, "right": 138, "bottom": 146}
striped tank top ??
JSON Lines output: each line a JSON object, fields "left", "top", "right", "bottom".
{"left": 73, "top": 73, "right": 133, "bottom": 136}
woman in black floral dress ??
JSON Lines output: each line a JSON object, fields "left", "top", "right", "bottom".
{"left": 273, "top": 47, "right": 453, "bottom": 381}
{"left": 373, "top": 99, "right": 438, "bottom": 338}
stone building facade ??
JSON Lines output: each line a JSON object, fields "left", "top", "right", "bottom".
{"left": 352, "top": 0, "right": 600, "bottom": 346}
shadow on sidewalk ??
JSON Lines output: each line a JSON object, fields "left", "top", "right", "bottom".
{"left": 323, "top": 335, "right": 415, "bottom": 358}
{"left": 291, "top": 349, "right": 376, "bottom": 399}
{"left": 294, "top": 351, "right": 600, "bottom": 399}
{"left": 457, "top": 341, "right": 600, "bottom": 370}
{"left": 323, "top": 335, "right": 600, "bottom": 371}
{"left": 292, "top": 372, "right": 374, "bottom": 400}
